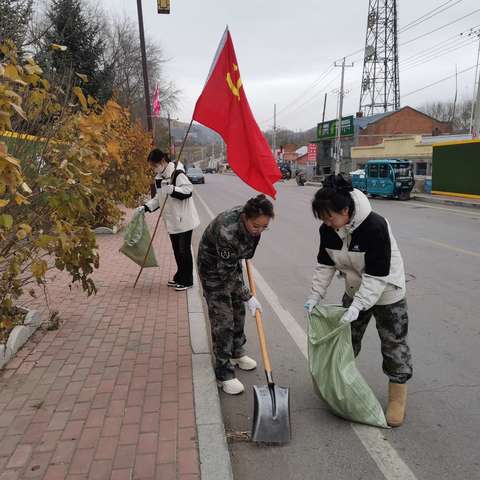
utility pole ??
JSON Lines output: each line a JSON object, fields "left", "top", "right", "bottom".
{"left": 334, "top": 57, "right": 354, "bottom": 175}
{"left": 317, "top": 93, "right": 327, "bottom": 175}
{"left": 272, "top": 103, "right": 277, "bottom": 161}
{"left": 464, "top": 28, "right": 480, "bottom": 137}
{"left": 136, "top": 0, "right": 152, "bottom": 132}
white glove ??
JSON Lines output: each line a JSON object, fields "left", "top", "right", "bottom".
{"left": 304, "top": 293, "right": 320, "bottom": 313}
{"left": 246, "top": 296, "right": 262, "bottom": 317}
{"left": 135, "top": 206, "right": 145, "bottom": 214}
{"left": 163, "top": 185, "right": 174, "bottom": 195}
{"left": 340, "top": 305, "right": 360, "bottom": 324}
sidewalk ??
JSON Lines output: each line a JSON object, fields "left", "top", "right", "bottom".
{"left": 0, "top": 212, "right": 230, "bottom": 480}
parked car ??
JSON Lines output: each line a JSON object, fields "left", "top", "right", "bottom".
{"left": 186, "top": 167, "right": 205, "bottom": 184}
{"left": 204, "top": 167, "right": 216, "bottom": 174}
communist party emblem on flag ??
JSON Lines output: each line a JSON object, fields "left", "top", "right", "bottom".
{"left": 193, "top": 28, "right": 281, "bottom": 198}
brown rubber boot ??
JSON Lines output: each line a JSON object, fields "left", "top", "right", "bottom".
{"left": 386, "top": 382, "right": 407, "bottom": 427}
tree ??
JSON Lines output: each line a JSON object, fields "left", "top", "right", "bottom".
{"left": 420, "top": 99, "right": 473, "bottom": 133}
{"left": 106, "top": 16, "right": 180, "bottom": 126}
{"left": 41, "top": 0, "right": 112, "bottom": 102}
{"left": 0, "top": 0, "right": 33, "bottom": 48}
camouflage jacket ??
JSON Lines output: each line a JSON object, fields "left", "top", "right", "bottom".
{"left": 197, "top": 206, "right": 260, "bottom": 300}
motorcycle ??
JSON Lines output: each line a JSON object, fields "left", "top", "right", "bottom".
{"left": 295, "top": 170, "right": 306, "bottom": 186}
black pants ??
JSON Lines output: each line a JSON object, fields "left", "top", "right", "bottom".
{"left": 169, "top": 230, "right": 193, "bottom": 286}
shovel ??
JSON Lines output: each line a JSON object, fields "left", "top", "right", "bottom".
{"left": 245, "top": 260, "right": 291, "bottom": 444}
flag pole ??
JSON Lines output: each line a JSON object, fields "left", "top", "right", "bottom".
{"left": 133, "top": 118, "right": 195, "bottom": 288}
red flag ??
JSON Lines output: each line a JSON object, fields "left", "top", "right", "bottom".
{"left": 193, "top": 29, "right": 281, "bottom": 198}
{"left": 152, "top": 83, "right": 161, "bottom": 118}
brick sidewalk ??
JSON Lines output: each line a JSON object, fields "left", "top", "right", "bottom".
{"left": 0, "top": 213, "right": 200, "bottom": 480}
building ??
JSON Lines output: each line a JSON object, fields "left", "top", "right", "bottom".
{"left": 351, "top": 134, "right": 471, "bottom": 177}
{"left": 356, "top": 106, "right": 451, "bottom": 147}
{"left": 314, "top": 106, "right": 452, "bottom": 175}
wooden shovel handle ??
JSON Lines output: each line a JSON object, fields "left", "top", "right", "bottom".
{"left": 245, "top": 260, "right": 272, "bottom": 374}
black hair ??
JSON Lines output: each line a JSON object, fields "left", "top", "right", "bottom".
{"left": 243, "top": 194, "right": 275, "bottom": 219}
{"left": 311, "top": 174, "right": 355, "bottom": 219}
{"left": 147, "top": 148, "right": 170, "bottom": 165}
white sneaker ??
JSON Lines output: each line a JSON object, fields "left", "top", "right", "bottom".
{"left": 230, "top": 355, "right": 257, "bottom": 371}
{"left": 217, "top": 378, "right": 245, "bottom": 395}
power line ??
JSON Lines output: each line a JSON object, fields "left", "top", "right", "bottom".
{"left": 400, "top": 0, "right": 465, "bottom": 33}
{"left": 402, "top": 38, "right": 477, "bottom": 71}
{"left": 402, "top": 8, "right": 480, "bottom": 47}
{"left": 403, "top": 63, "right": 477, "bottom": 98}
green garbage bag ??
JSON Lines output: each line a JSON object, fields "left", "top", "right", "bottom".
{"left": 307, "top": 304, "right": 388, "bottom": 428}
{"left": 119, "top": 211, "right": 158, "bottom": 267}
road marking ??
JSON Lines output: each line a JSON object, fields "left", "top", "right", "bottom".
{"left": 401, "top": 201, "right": 480, "bottom": 218}
{"left": 194, "top": 190, "right": 419, "bottom": 480}
{"left": 420, "top": 238, "right": 480, "bottom": 258}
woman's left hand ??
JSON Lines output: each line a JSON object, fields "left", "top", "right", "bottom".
{"left": 340, "top": 305, "right": 360, "bottom": 324}
{"left": 246, "top": 296, "right": 262, "bottom": 317}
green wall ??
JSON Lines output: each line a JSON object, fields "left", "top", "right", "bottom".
{"left": 432, "top": 142, "right": 480, "bottom": 195}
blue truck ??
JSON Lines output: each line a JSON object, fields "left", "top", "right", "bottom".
{"left": 351, "top": 159, "right": 415, "bottom": 200}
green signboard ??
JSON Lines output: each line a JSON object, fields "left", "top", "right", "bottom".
{"left": 317, "top": 115, "right": 354, "bottom": 140}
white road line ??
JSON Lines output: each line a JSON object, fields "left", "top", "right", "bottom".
{"left": 420, "top": 238, "right": 480, "bottom": 258}
{"left": 194, "top": 189, "right": 419, "bottom": 480}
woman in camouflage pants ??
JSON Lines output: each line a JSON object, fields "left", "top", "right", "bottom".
{"left": 304, "top": 174, "right": 412, "bottom": 427}
{"left": 197, "top": 195, "right": 274, "bottom": 395}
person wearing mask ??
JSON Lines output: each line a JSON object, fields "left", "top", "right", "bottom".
{"left": 197, "top": 195, "right": 274, "bottom": 395}
{"left": 304, "top": 174, "right": 412, "bottom": 427}
{"left": 137, "top": 149, "right": 199, "bottom": 291}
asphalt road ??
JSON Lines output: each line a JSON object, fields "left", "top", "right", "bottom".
{"left": 191, "top": 173, "right": 480, "bottom": 480}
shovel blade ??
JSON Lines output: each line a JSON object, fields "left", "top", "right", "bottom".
{"left": 251, "top": 384, "right": 291, "bottom": 444}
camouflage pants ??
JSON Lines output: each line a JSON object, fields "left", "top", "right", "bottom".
{"left": 202, "top": 279, "right": 247, "bottom": 381}
{"left": 342, "top": 294, "right": 413, "bottom": 384}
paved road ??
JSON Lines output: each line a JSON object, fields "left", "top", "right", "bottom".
{"left": 191, "top": 174, "right": 480, "bottom": 480}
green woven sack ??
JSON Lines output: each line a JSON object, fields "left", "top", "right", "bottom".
{"left": 308, "top": 304, "right": 388, "bottom": 428}
{"left": 119, "top": 211, "right": 158, "bottom": 267}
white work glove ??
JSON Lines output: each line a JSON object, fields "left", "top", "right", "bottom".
{"left": 340, "top": 305, "right": 360, "bottom": 324}
{"left": 135, "top": 206, "right": 145, "bottom": 214}
{"left": 163, "top": 185, "right": 174, "bottom": 195}
{"left": 246, "top": 296, "right": 262, "bottom": 317}
{"left": 304, "top": 293, "right": 320, "bottom": 313}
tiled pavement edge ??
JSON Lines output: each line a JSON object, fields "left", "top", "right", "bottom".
{"left": 187, "top": 262, "right": 233, "bottom": 480}
{"left": 0, "top": 211, "right": 233, "bottom": 480}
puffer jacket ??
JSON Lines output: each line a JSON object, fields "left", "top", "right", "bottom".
{"left": 145, "top": 162, "right": 200, "bottom": 235}
{"left": 310, "top": 189, "right": 406, "bottom": 311}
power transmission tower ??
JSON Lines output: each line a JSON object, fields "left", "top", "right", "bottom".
{"left": 359, "top": 0, "right": 400, "bottom": 116}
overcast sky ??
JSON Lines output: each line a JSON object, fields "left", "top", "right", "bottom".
{"left": 101, "top": 0, "right": 480, "bottom": 131}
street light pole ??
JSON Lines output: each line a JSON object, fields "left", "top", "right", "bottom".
{"left": 136, "top": 0, "right": 152, "bottom": 132}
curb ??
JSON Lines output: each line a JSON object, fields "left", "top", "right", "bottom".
{"left": 0, "top": 309, "right": 41, "bottom": 370}
{"left": 412, "top": 195, "right": 480, "bottom": 210}
{"left": 187, "top": 261, "right": 234, "bottom": 480}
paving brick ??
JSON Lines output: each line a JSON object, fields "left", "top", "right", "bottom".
{"left": 101, "top": 417, "right": 122, "bottom": 437}
{"left": 88, "top": 459, "right": 112, "bottom": 480}
{"left": 137, "top": 432, "right": 157, "bottom": 454}
{"left": 7, "top": 444, "right": 32, "bottom": 468}
{"left": 178, "top": 449, "right": 199, "bottom": 475}
{"left": 94, "top": 436, "right": 118, "bottom": 460}
{"left": 155, "top": 463, "right": 176, "bottom": 480}
{"left": 119, "top": 424, "right": 139, "bottom": 445}
{"left": 43, "top": 464, "right": 68, "bottom": 480}
{"left": 157, "top": 440, "right": 176, "bottom": 465}
{"left": 78, "top": 427, "right": 101, "bottom": 449}
{"left": 51, "top": 440, "right": 76, "bottom": 464}
{"left": 69, "top": 447, "right": 95, "bottom": 475}
{"left": 113, "top": 444, "right": 136, "bottom": 469}
{"left": 134, "top": 454, "right": 156, "bottom": 479}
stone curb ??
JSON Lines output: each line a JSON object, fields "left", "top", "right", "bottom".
{"left": 187, "top": 261, "right": 234, "bottom": 480}
{"left": 412, "top": 194, "right": 480, "bottom": 210}
{"left": 0, "top": 309, "right": 41, "bottom": 370}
